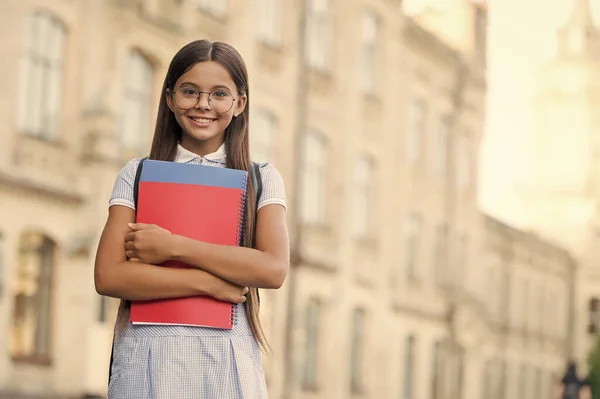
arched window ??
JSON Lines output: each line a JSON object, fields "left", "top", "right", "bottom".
{"left": 121, "top": 49, "right": 154, "bottom": 150}
{"left": 300, "top": 130, "right": 327, "bottom": 224}
{"left": 250, "top": 109, "right": 277, "bottom": 163}
{"left": 301, "top": 298, "right": 321, "bottom": 390}
{"left": 11, "top": 232, "right": 56, "bottom": 363}
{"left": 16, "top": 11, "right": 67, "bottom": 139}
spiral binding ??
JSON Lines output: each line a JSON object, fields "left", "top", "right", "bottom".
{"left": 235, "top": 173, "right": 248, "bottom": 246}
{"left": 229, "top": 304, "right": 238, "bottom": 326}
{"left": 230, "top": 174, "right": 249, "bottom": 327}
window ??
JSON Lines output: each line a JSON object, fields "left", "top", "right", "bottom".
{"left": 403, "top": 335, "right": 415, "bottom": 399}
{"left": 456, "top": 135, "right": 471, "bottom": 188}
{"left": 121, "top": 49, "right": 153, "bottom": 150}
{"left": 250, "top": 109, "right": 277, "bottom": 163}
{"left": 260, "top": 290, "right": 276, "bottom": 385}
{"left": 455, "top": 235, "right": 468, "bottom": 288}
{"left": 196, "top": 0, "right": 227, "bottom": 18}
{"left": 407, "top": 100, "right": 425, "bottom": 165}
{"left": 521, "top": 281, "right": 529, "bottom": 330}
{"left": 431, "top": 341, "right": 442, "bottom": 399}
{"left": 98, "top": 296, "right": 108, "bottom": 323}
{"left": 432, "top": 224, "right": 448, "bottom": 285}
{"left": 534, "top": 369, "right": 542, "bottom": 399}
{"left": 480, "top": 360, "right": 491, "bottom": 399}
{"left": 302, "top": 299, "right": 320, "bottom": 390}
{"left": 496, "top": 360, "right": 507, "bottom": 399}
{"left": 350, "top": 308, "right": 366, "bottom": 393}
{"left": 434, "top": 117, "right": 449, "bottom": 176}
{"left": 545, "top": 289, "right": 554, "bottom": 334}
{"left": 352, "top": 155, "right": 374, "bottom": 237}
{"left": 11, "top": 232, "right": 56, "bottom": 362}
{"left": 474, "top": 5, "right": 487, "bottom": 63}
{"left": 541, "top": 371, "right": 550, "bottom": 399}
{"left": 300, "top": 131, "right": 327, "bottom": 223}
{"left": 486, "top": 267, "right": 496, "bottom": 315}
{"left": 405, "top": 212, "right": 423, "bottom": 279}
{"left": 455, "top": 348, "right": 465, "bottom": 399}
{"left": 589, "top": 298, "right": 600, "bottom": 334}
{"left": 305, "top": 0, "right": 332, "bottom": 70}
{"left": 17, "top": 11, "right": 67, "bottom": 139}
{"left": 519, "top": 364, "right": 527, "bottom": 399}
{"left": 258, "top": 0, "right": 282, "bottom": 46}
{"left": 0, "top": 231, "right": 4, "bottom": 297}
{"left": 359, "top": 11, "right": 378, "bottom": 93}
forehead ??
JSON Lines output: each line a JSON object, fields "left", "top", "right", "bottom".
{"left": 175, "top": 61, "right": 236, "bottom": 91}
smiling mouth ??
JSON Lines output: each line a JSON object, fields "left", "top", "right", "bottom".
{"left": 188, "top": 116, "right": 216, "bottom": 126}
{"left": 189, "top": 116, "right": 215, "bottom": 123}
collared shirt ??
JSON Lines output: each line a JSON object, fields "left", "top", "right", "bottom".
{"left": 174, "top": 143, "right": 226, "bottom": 164}
{"left": 109, "top": 144, "right": 286, "bottom": 211}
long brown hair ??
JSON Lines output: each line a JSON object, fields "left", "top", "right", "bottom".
{"left": 115, "top": 40, "right": 268, "bottom": 352}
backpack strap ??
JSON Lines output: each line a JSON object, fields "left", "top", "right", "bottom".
{"left": 252, "top": 162, "right": 262, "bottom": 305}
{"left": 252, "top": 162, "right": 262, "bottom": 206}
{"left": 133, "top": 157, "right": 148, "bottom": 209}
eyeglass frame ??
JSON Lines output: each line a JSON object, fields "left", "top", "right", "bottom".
{"left": 170, "top": 85, "right": 240, "bottom": 114}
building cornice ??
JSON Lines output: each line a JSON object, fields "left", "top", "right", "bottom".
{"left": 403, "top": 17, "right": 460, "bottom": 66}
{"left": 0, "top": 170, "right": 84, "bottom": 205}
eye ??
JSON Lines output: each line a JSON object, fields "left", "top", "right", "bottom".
{"left": 181, "top": 87, "right": 198, "bottom": 97}
{"left": 212, "top": 90, "right": 229, "bottom": 98}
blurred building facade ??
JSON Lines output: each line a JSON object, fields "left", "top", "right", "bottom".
{"left": 481, "top": 216, "right": 575, "bottom": 399}
{"left": 0, "top": 0, "right": 575, "bottom": 398}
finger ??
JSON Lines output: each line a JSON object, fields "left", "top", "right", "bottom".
{"left": 125, "top": 250, "right": 137, "bottom": 258}
{"left": 124, "top": 241, "right": 135, "bottom": 251}
{"left": 124, "top": 232, "right": 135, "bottom": 242}
{"left": 128, "top": 257, "right": 141, "bottom": 263}
{"left": 128, "top": 223, "right": 154, "bottom": 230}
{"left": 243, "top": 287, "right": 249, "bottom": 295}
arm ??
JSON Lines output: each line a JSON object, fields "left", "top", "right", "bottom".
{"left": 94, "top": 205, "right": 247, "bottom": 303}
{"left": 170, "top": 203, "right": 290, "bottom": 289}
{"left": 126, "top": 203, "right": 290, "bottom": 289}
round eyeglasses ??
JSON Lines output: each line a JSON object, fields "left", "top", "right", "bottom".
{"left": 173, "top": 86, "right": 236, "bottom": 114}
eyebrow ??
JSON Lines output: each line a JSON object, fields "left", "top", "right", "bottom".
{"left": 179, "top": 82, "right": 234, "bottom": 92}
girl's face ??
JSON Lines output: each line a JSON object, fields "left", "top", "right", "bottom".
{"left": 166, "top": 60, "right": 246, "bottom": 152}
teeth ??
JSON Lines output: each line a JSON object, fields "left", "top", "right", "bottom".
{"left": 191, "top": 117, "right": 213, "bottom": 123}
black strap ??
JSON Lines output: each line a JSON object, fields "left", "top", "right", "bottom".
{"left": 252, "top": 162, "right": 262, "bottom": 306}
{"left": 133, "top": 157, "right": 148, "bottom": 209}
{"left": 253, "top": 162, "right": 262, "bottom": 206}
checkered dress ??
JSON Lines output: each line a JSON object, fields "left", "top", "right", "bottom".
{"left": 107, "top": 144, "right": 286, "bottom": 399}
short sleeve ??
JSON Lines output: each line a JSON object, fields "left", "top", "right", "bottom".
{"left": 109, "top": 158, "right": 143, "bottom": 210}
{"left": 257, "top": 163, "right": 287, "bottom": 211}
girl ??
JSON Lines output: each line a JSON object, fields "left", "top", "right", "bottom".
{"left": 94, "top": 40, "right": 289, "bottom": 398}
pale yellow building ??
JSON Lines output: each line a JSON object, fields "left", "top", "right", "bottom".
{"left": 0, "top": 0, "right": 573, "bottom": 398}
{"left": 481, "top": 216, "right": 574, "bottom": 399}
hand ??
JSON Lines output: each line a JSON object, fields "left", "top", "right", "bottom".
{"left": 124, "top": 223, "right": 175, "bottom": 265}
{"left": 206, "top": 275, "right": 248, "bottom": 304}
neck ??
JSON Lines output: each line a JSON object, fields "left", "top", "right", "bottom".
{"left": 179, "top": 134, "right": 224, "bottom": 157}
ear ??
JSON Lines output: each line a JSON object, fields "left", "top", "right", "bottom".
{"left": 233, "top": 94, "right": 247, "bottom": 118}
{"left": 166, "top": 88, "right": 174, "bottom": 112}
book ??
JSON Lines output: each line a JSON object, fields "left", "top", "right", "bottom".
{"left": 129, "top": 159, "right": 248, "bottom": 329}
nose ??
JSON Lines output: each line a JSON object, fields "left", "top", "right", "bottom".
{"left": 195, "top": 92, "right": 211, "bottom": 110}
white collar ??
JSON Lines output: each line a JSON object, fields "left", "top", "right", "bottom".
{"left": 175, "top": 143, "right": 226, "bottom": 164}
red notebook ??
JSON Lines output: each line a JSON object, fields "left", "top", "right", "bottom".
{"left": 129, "top": 159, "right": 248, "bottom": 329}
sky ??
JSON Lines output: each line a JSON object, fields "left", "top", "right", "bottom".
{"left": 404, "top": 0, "right": 600, "bottom": 226}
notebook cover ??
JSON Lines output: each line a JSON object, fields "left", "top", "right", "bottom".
{"left": 129, "top": 160, "right": 248, "bottom": 329}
